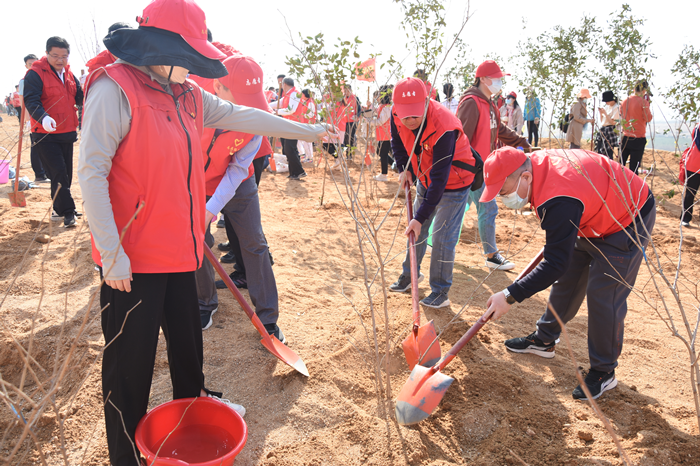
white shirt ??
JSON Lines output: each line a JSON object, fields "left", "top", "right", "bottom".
{"left": 275, "top": 88, "right": 300, "bottom": 116}
{"left": 441, "top": 97, "right": 459, "bottom": 114}
{"left": 600, "top": 103, "right": 620, "bottom": 127}
{"left": 57, "top": 67, "right": 65, "bottom": 83}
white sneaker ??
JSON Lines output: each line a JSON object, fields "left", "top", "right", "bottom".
{"left": 486, "top": 253, "right": 516, "bottom": 271}
{"left": 207, "top": 394, "right": 246, "bottom": 417}
{"left": 331, "top": 158, "right": 342, "bottom": 170}
{"left": 374, "top": 174, "right": 389, "bottom": 182}
{"left": 681, "top": 221, "right": 690, "bottom": 227}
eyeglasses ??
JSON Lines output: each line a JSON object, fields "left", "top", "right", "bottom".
{"left": 48, "top": 53, "right": 69, "bottom": 61}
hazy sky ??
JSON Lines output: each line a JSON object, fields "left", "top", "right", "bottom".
{"left": 1, "top": 0, "right": 693, "bottom": 124}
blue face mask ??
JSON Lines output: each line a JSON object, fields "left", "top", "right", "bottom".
{"left": 500, "top": 176, "right": 530, "bottom": 210}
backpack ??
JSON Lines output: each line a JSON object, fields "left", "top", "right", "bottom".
{"left": 559, "top": 113, "right": 573, "bottom": 134}
{"left": 451, "top": 147, "right": 485, "bottom": 191}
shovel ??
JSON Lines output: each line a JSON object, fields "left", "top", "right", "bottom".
{"left": 395, "top": 247, "right": 545, "bottom": 425}
{"left": 401, "top": 185, "right": 441, "bottom": 369}
{"left": 203, "top": 244, "right": 309, "bottom": 377}
{"left": 8, "top": 104, "right": 27, "bottom": 207}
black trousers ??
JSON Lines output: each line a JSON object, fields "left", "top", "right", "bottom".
{"left": 31, "top": 133, "right": 75, "bottom": 215}
{"left": 377, "top": 140, "right": 394, "bottom": 175}
{"left": 280, "top": 138, "right": 304, "bottom": 177}
{"left": 527, "top": 120, "right": 539, "bottom": 147}
{"left": 620, "top": 136, "right": 647, "bottom": 174}
{"left": 344, "top": 121, "right": 357, "bottom": 154}
{"left": 101, "top": 272, "right": 205, "bottom": 466}
{"left": 14, "top": 107, "right": 22, "bottom": 123}
{"left": 682, "top": 170, "right": 700, "bottom": 223}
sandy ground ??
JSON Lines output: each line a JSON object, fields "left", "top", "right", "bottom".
{"left": 1, "top": 116, "right": 699, "bottom": 465}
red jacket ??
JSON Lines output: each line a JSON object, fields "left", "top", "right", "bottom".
{"left": 458, "top": 94, "right": 497, "bottom": 159}
{"left": 375, "top": 104, "right": 391, "bottom": 141}
{"left": 531, "top": 149, "right": 650, "bottom": 238}
{"left": 201, "top": 128, "right": 255, "bottom": 196}
{"left": 84, "top": 64, "right": 206, "bottom": 273}
{"left": 392, "top": 99, "right": 475, "bottom": 190}
{"left": 86, "top": 50, "right": 116, "bottom": 73}
{"left": 29, "top": 57, "right": 79, "bottom": 134}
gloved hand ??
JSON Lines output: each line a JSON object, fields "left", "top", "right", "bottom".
{"left": 42, "top": 115, "right": 56, "bottom": 132}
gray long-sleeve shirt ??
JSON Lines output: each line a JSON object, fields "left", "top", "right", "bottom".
{"left": 78, "top": 61, "right": 331, "bottom": 280}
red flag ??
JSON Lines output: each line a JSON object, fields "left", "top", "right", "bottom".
{"left": 355, "top": 58, "right": 376, "bottom": 82}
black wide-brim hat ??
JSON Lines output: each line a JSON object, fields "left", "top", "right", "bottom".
{"left": 601, "top": 90, "right": 616, "bottom": 103}
{"left": 104, "top": 26, "right": 228, "bottom": 79}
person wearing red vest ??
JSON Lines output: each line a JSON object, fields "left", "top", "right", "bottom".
{"left": 11, "top": 87, "right": 21, "bottom": 113}
{"left": 456, "top": 60, "right": 533, "bottom": 271}
{"left": 373, "top": 84, "right": 394, "bottom": 181}
{"left": 272, "top": 77, "right": 307, "bottom": 179}
{"left": 389, "top": 77, "right": 478, "bottom": 309}
{"left": 77, "top": 1, "right": 334, "bottom": 463}
{"left": 195, "top": 54, "right": 286, "bottom": 345}
{"left": 298, "top": 89, "right": 317, "bottom": 162}
{"left": 23, "top": 36, "right": 83, "bottom": 227}
{"left": 414, "top": 68, "right": 440, "bottom": 101}
{"left": 18, "top": 54, "right": 47, "bottom": 182}
{"left": 481, "top": 147, "right": 656, "bottom": 400}
{"left": 342, "top": 84, "right": 360, "bottom": 156}
{"left": 681, "top": 124, "right": 700, "bottom": 226}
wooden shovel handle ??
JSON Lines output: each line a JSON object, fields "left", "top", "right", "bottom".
{"left": 405, "top": 185, "right": 421, "bottom": 330}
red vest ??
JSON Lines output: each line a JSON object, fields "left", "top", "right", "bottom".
{"left": 458, "top": 94, "right": 498, "bottom": 159}
{"left": 375, "top": 104, "right": 391, "bottom": 141}
{"left": 424, "top": 81, "right": 438, "bottom": 100}
{"left": 685, "top": 125, "right": 700, "bottom": 174}
{"left": 84, "top": 64, "right": 206, "bottom": 273}
{"left": 343, "top": 94, "right": 357, "bottom": 122}
{"left": 29, "top": 57, "right": 79, "bottom": 134}
{"left": 299, "top": 97, "right": 317, "bottom": 124}
{"left": 264, "top": 90, "right": 275, "bottom": 103}
{"left": 281, "top": 87, "right": 304, "bottom": 122}
{"left": 86, "top": 50, "right": 116, "bottom": 73}
{"left": 12, "top": 91, "right": 21, "bottom": 107}
{"left": 201, "top": 128, "right": 256, "bottom": 196}
{"left": 531, "top": 149, "right": 650, "bottom": 238}
{"left": 392, "top": 99, "right": 475, "bottom": 190}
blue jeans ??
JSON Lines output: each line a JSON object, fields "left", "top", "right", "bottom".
{"left": 467, "top": 183, "right": 498, "bottom": 255}
{"left": 401, "top": 183, "right": 470, "bottom": 296}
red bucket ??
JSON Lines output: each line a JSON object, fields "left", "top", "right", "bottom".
{"left": 135, "top": 397, "right": 247, "bottom": 466}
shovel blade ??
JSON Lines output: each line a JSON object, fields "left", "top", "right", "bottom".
{"left": 8, "top": 192, "right": 26, "bottom": 207}
{"left": 401, "top": 320, "right": 441, "bottom": 370}
{"left": 260, "top": 336, "right": 309, "bottom": 377}
{"left": 395, "top": 365, "right": 454, "bottom": 425}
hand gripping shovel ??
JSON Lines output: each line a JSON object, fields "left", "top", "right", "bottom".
{"left": 395, "top": 248, "right": 545, "bottom": 425}
{"left": 401, "top": 185, "right": 441, "bottom": 370}
{"left": 8, "top": 104, "right": 27, "bottom": 207}
{"left": 203, "top": 244, "right": 309, "bottom": 377}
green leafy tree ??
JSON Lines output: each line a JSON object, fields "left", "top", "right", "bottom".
{"left": 594, "top": 4, "right": 655, "bottom": 98}
{"left": 666, "top": 45, "right": 700, "bottom": 127}
{"left": 393, "top": 0, "right": 446, "bottom": 77}
{"left": 443, "top": 38, "right": 475, "bottom": 94}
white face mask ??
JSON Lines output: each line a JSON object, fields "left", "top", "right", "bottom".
{"left": 486, "top": 78, "right": 502, "bottom": 95}
{"left": 500, "top": 176, "right": 530, "bottom": 210}
{"left": 152, "top": 65, "right": 190, "bottom": 84}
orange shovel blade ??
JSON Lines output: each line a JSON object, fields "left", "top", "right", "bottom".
{"left": 401, "top": 320, "right": 441, "bottom": 370}
{"left": 395, "top": 364, "right": 454, "bottom": 425}
{"left": 260, "top": 336, "right": 309, "bottom": 377}
{"left": 8, "top": 192, "right": 26, "bottom": 207}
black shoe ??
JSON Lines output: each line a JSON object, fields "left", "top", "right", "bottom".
{"left": 289, "top": 173, "right": 306, "bottom": 181}
{"left": 201, "top": 307, "right": 218, "bottom": 330}
{"left": 264, "top": 323, "right": 287, "bottom": 345}
{"left": 220, "top": 251, "right": 236, "bottom": 264}
{"left": 229, "top": 271, "right": 248, "bottom": 289}
{"left": 64, "top": 213, "right": 76, "bottom": 228}
{"left": 73, "top": 210, "right": 83, "bottom": 217}
{"left": 34, "top": 176, "right": 50, "bottom": 183}
{"left": 216, "top": 218, "right": 225, "bottom": 228}
{"left": 389, "top": 273, "right": 424, "bottom": 293}
{"left": 572, "top": 369, "right": 617, "bottom": 400}
{"left": 504, "top": 331, "right": 557, "bottom": 359}
{"left": 486, "top": 253, "right": 515, "bottom": 271}
{"left": 218, "top": 241, "right": 231, "bottom": 251}
{"left": 215, "top": 280, "right": 226, "bottom": 289}
{"left": 298, "top": 172, "right": 307, "bottom": 179}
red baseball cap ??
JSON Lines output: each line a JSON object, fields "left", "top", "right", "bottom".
{"left": 393, "top": 77, "right": 428, "bottom": 119}
{"left": 507, "top": 91, "right": 517, "bottom": 99}
{"left": 218, "top": 55, "right": 270, "bottom": 111}
{"left": 479, "top": 147, "right": 527, "bottom": 202}
{"left": 137, "top": 0, "right": 226, "bottom": 61}
{"left": 475, "top": 60, "right": 510, "bottom": 79}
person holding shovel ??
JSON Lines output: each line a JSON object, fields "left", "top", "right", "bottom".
{"left": 388, "top": 76, "right": 479, "bottom": 309}
{"left": 481, "top": 146, "right": 655, "bottom": 400}
{"left": 78, "top": 0, "right": 334, "bottom": 464}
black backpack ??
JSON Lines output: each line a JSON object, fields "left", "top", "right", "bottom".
{"left": 452, "top": 147, "right": 485, "bottom": 191}
{"left": 559, "top": 113, "right": 572, "bottom": 134}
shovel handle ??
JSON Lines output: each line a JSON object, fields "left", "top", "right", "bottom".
{"left": 404, "top": 185, "right": 421, "bottom": 329}
{"left": 203, "top": 243, "right": 273, "bottom": 344}
{"left": 436, "top": 248, "right": 546, "bottom": 371}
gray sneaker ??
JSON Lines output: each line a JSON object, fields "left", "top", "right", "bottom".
{"left": 389, "top": 273, "right": 425, "bottom": 293}
{"left": 201, "top": 307, "right": 218, "bottom": 330}
{"left": 420, "top": 292, "right": 450, "bottom": 309}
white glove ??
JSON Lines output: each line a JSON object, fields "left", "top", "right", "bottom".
{"left": 42, "top": 115, "right": 56, "bottom": 132}
{"left": 24, "top": 120, "right": 30, "bottom": 132}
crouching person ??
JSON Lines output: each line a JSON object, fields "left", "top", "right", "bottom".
{"left": 481, "top": 147, "right": 655, "bottom": 400}
{"left": 78, "top": 0, "right": 332, "bottom": 464}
